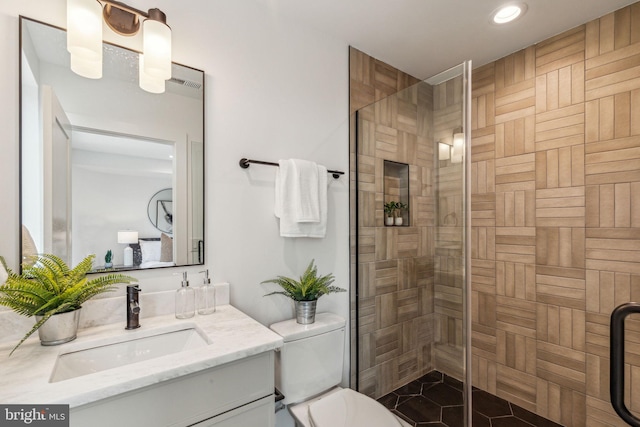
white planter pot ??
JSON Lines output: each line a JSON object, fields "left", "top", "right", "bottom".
{"left": 385, "top": 216, "right": 394, "bottom": 226}
{"left": 394, "top": 217, "right": 403, "bottom": 226}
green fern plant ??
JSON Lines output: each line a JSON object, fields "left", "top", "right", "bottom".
{"left": 262, "top": 260, "right": 346, "bottom": 301}
{"left": 0, "top": 254, "right": 135, "bottom": 355}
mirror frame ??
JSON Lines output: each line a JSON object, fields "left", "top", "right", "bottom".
{"left": 19, "top": 16, "right": 206, "bottom": 273}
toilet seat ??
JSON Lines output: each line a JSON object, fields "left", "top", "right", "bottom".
{"left": 308, "top": 388, "right": 402, "bottom": 427}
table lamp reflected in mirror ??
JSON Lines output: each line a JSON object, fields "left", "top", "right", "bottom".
{"left": 118, "top": 230, "right": 139, "bottom": 267}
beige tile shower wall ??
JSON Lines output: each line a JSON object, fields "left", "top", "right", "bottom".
{"left": 471, "top": 3, "right": 640, "bottom": 426}
{"left": 349, "top": 47, "right": 436, "bottom": 399}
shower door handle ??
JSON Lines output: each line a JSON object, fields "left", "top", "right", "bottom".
{"left": 611, "top": 302, "right": 640, "bottom": 427}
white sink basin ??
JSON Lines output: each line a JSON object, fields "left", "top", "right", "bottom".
{"left": 50, "top": 327, "right": 210, "bottom": 383}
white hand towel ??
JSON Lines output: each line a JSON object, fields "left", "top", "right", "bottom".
{"left": 274, "top": 160, "right": 328, "bottom": 238}
{"left": 292, "top": 159, "right": 320, "bottom": 222}
{"left": 274, "top": 159, "right": 292, "bottom": 220}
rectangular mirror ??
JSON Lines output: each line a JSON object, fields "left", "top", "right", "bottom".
{"left": 20, "top": 17, "right": 205, "bottom": 272}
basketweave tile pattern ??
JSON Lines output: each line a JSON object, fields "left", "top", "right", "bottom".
{"left": 350, "top": 46, "right": 437, "bottom": 398}
{"left": 352, "top": 3, "right": 640, "bottom": 425}
{"left": 358, "top": 90, "right": 439, "bottom": 397}
{"left": 471, "top": 3, "right": 640, "bottom": 426}
{"left": 351, "top": 46, "right": 469, "bottom": 398}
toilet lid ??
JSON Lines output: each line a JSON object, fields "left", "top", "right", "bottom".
{"left": 308, "top": 388, "right": 401, "bottom": 427}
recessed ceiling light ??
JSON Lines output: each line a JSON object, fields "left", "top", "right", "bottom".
{"left": 492, "top": 2, "right": 527, "bottom": 24}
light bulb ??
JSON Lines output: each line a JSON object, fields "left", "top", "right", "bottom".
{"left": 67, "top": 0, "right": 102, "bottom": 61}
{"left": 70, "top": 55, "right": 102, "bottom": 79}
{"left": 492, "top": 3, "right": 528, "bottom": 25}
{"left": 139, "top": 54, "right": 166, "bottom": 93}
{"left": 143, "top": 14, "right": 172, "bottom": 80}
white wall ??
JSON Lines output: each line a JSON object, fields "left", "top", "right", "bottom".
{"left": 0, "top": 0, "right": 350, "bottom": 396}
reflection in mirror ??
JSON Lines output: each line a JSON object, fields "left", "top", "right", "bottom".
{"left": 148, "top": 188, "right": 173, "bottom": 234}
{"left": 20, "top": 17, "right": 205, "bottom": 272}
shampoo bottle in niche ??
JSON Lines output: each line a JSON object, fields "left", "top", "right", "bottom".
{"left": 197, "top": 270, "right": 216, "bottom": 315}
{"left": 175, "top": 271, "right": 195, "bottom": 319}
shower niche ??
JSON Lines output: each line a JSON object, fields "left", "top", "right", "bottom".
{"left": 383, "top": 160, "right": 409, "bottom": 226}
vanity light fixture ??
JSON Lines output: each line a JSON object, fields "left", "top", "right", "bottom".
{"left": 118, "top": 230, "right": 139, "bottom": 267}
{"left": 491, "top": 2, "right": 528, "bottom": 25}
{"left": 67, "top": 0, "right": 103, "bottom": 79}
{"left": 66, "top": 0, "right": 172, "bottom": 92}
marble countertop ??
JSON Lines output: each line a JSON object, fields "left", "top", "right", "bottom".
{"left": 0, "top": 305, "right": 283, "bottom": 408}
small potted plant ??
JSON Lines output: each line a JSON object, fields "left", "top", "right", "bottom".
{"left": 384, "top": 201, "right": 397, "bottom": 226}
{"left": 0, "top": 254, "right": 135, "bottom": 355}
{"left": 395, "top": 202, "right": 408, "bottom": 226}
{"left": 262, "top": 260, "right": 346, "bottom": 324}
{"left": 104, "top": 250, "right": 113, "bottom": 268}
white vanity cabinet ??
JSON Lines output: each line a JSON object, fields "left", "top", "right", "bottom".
{"left": 70, "top": 351, "right": 275, "bottom": 427}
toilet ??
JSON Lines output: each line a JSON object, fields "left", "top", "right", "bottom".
{"left": 270, "top": 313, "right": 410, "bottom": 427}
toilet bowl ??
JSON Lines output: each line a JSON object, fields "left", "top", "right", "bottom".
{"left": 288, "top": 386, "right": 410, "bottom": 427}
{"left": 270, "top": 313, "right": 411, "bottom": 427}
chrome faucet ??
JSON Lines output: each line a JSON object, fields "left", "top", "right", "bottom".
{"left": 126, "top": 284, "right": 141, "bottom": 330}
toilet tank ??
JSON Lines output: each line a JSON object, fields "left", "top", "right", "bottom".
{"left": 270, "top": 313, "right": 345, "bottom": 405}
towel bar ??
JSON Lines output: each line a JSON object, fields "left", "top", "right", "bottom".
{"left": 239, "top": 158, "right": 344, "bottom": 179}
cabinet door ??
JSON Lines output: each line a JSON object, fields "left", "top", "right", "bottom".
{"left": 191, "top": 396, "right": 274, "bottom": 427}
{"left": 71, "top": 352, "right": 274, "bottom": 427}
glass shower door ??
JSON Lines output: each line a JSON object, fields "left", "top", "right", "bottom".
{"left": 354, "top": 60, "right": 472, "bottom": 425}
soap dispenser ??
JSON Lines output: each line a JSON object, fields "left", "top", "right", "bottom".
{"left": 175, "top": 271, "right": 195, "bottom": 319}
{"left": 197, "top": 270, "right": 216, "bottom": 315}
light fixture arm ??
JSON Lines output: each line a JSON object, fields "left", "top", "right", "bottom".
{"left": 101, "top": 0, "right": 148, "bottom": 19}
{"left": 147, "top": 8, "right": 167, "bottom": 25}
{"left": 99, "top": 0, "right": 168, "bottom": 36}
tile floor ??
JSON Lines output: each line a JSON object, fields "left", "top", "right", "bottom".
{"left": 378, "top": 371, "right": 563, "bottom": 427}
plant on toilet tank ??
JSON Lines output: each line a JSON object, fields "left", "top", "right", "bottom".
{"left": 262, "top": 260, "right": 345, "bottom": 324}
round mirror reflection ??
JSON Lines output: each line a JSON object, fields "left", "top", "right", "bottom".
{"left": 148, "top": 188, "right": 173, "bottom": 234}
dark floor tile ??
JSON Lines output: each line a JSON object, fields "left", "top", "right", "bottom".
{"left": 392, "top": 409, "right": 416, "bottom": 426}
{"left": 396, "top": 395, "right": 442, "bottom": 423}
{"left": 511, "top": 404, "right": 564, "bottom": 427}
{"left": 383, "top": 371, "right": 561, "bottom": 427}
{"left": 378, "top": 392, "right": 399, "bottom": 410}
{"left": 395, "top": 380, "right": 424, "bottom": 396}
{"left": 419, "top": 371, "right": 444, "bottom": 384}
{"left": 441, "top": 405, "right": 463, "bottom": 427}
{"left": 422, "top": 382, "right": 464, "bottom": 407}
{"left": 440, "top": 407, "right": 493, "bottom": 427}
{"left": 443, "top": 374, "right": 463, "bottom": 391}
{"left": 472, "top": 389, "right": 512, "bottom": 418}
{"left": 492, "top": 415, "right": 537, "bottom": 427}
{"left": 472, "top": 411, "right": 491, "bottom": 427}
{"left": 397, "top": 394, "right": 414, "bottom": 406}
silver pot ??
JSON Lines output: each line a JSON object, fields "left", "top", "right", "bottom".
{"left": 36, "top": 308, "right": 81, "bottom": 346}
{"left": 295, "top": 300, "right": 317, "bottom": 324}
